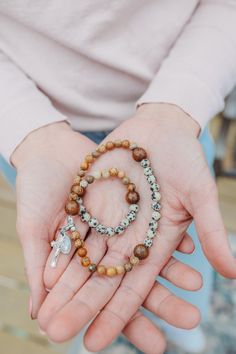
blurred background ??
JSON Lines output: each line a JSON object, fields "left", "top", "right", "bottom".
{"left": 0, "top": 101, "right": 236, "bottom": 354}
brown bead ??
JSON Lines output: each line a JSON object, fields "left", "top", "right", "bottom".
{"left": 74, "top": 176, "right": 81, "bottom": 184}
{"left": 114, "top": 139, "right": 122, "bottom": 147}
{"left": 133, "top": 244, "right": 149, "bottom": 260}
{"left": 122, "top": 176, "right": 130, "bottom": 185}
{"left": 106, "top": 267, "right": 117, "bottom": 277}
{"left": 80, "top": 161, "right": 88, "bottom": 171}
{"left": 71, "top": 231, "right": 81, "bottom": 240}
{"left": 74, "top": 239, "right": 84, "bottom": 248}
{"left": 126, "top": 191, "right": 140, "bottom": 204}
{"left": 127, "top": 183, "right": 136, "bottom": 192}
{"left": 85, "top": 154, "right": 94, "bottom": 163}
{"left": 124, "top": 262, "right": 133, "bottom": 272}
{"left": 130, "top": 255, "right": 140, "bottom": 266}
{"left": 109, "top": 167, "right": 118, "bottom": 177}
{"left": 78, "top": 170, "right": 85, "bottom": 177}
{"left": 77, "top": 247, "right": 87, "bottom": 257}
{"left": 97, "top": 144, "right": 106, "bottom": 153}
{"left": 65, "top": 200, "right": 79, "bottom": 215}
{"left": 88, "top": 263, "right": 97, "bottom": 273}
{"left": 85, "top": 175, "right": 94, "bottom": 184}
{"left": 132, "top": 147, "right": 147, "bottom": 162}
{"left": 122, "top": 139, "right": 130, "bottom": 148}
{"left": 71, "top": 184, "right": 85, "bottom": 196}
{"left": 81, "top": 257, "right": 91, "bottom": 267}
{"left": 69, "top": 192, "right": 78, "bottom": 201}
{"left": 106, "top": 141, "right": 115, "bottom": 150}
{"left": 92, "top": 151, "right": 101, "bottom": 158}
{"left": 116, "top": 265, "right": 125, "bottom": 275}
{"left": 97, "top": 265, "right": 106, "bottom": 275}
{"left": 118, "top": 170, "right": 125, "bottom": 179}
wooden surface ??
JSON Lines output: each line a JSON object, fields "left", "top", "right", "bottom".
{"left": 0, "top": 148, "right": 235, "bottom": 353}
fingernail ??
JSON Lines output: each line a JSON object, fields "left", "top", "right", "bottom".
{"left": 29, "top": 295, "right": 33, "bottom": 319}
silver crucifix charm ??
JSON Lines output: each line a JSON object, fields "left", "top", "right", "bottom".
{"left": 50, "top": 230, "right": 72, "bottom": 268}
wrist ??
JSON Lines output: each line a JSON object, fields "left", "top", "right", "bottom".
{"left": 136, "top": 103, "right": 201, "bottom": 138}
{"left": 11, "top": 121, "right": 72, "bottom": 168}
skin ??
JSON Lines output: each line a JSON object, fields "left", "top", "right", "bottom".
{"left": 11, "top": 103, "right": 236, "bottom": 354}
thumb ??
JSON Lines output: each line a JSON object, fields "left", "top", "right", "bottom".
{"left": 189, "top": 170, "right": 236, "bottom": 278}
{"left": 17, "top": 219, "right": 50, "bottom": 318}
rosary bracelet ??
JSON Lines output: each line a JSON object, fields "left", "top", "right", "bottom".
{"left": 50, "top": 139, "right": 161, "bottom": 276}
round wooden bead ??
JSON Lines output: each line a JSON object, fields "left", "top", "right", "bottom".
{"left": 106, "top": 267, "right": 117, "bottom": 277}
{"left": 88, "top": 263, "right": 97, "bottom": 273}
{"left": 92, "top": 151, "right": 101, "bottom": 158}
{"left": 71, "top": 231, "right": 81, "bottom": 240}
{"left": 118, "top": 170, "right": 125, "bottom": 179}
{"left": 122, "top": 176, "right": 130, "bottom": 185}
{"left": 77, "top": 247, "right": 87, "bottom": 257}
{"left": 71, "top": 184, "right": 85, "bottom": 196}
{"left": 127, "top": 183, "right": 136, "bottom": 192}
{"left": 78, "top": 170, "right": 85, "bottom": 177}
{"left": 85, "top": 175, "right": 94, "bottom": 184}
{"left": 130, "top": 256, "right": 140, "bottom": 266}
{"left": 102, "top": 169, "right": 110, "bottom": 178}
{"left": 69, "top": 192, "right": 78, "bottom": 201}
{"left": 74, "top": 239, "right": 84, "bottom": 248}
{"left": 85, "top": 154, "right": 94, "bottom": 163}
{"left": 65, "top": 200, "right": 79, "bottom": 215}
{"left": 126, "top": 191, "right": 140, "bottom": 204}
{"left": 97, "top": 144, "right": 106, "bottom": 153}
{"left": 106, "top": 141, "right": 115, "bottom": 150}
{"left": 133, "top": 244, "right": 149, "bottom": 260}
{"left": 81, "top": 257, "right": 91, "bottom": 267}
{"left": 74, "top": 176, "right": 81, "bottom": 184}
{"left": 122, "top": 140, "right": 130, "bottom": 148}
{"left": 114, "top": 139, "right": 122, "bottom": 147}
{"left": 80, "top": 161, "right": 89, "bottom": 171}
{"left": 116, "top": 265, "right": 125, "bottom": 275}
{"left": 109, "top": 168, "right": 118, "bottom": 177}
{"left": 97, "top": 265, "right": 106, "bottom": 275}
{"left": 124, "top": 262, "right": 133, "bottom": 272}
{"left": 132, "top": 147, "right": 147, "bottom": 162}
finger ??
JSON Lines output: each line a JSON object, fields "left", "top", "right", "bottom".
{"left": 176, "top": 232, "right": 195, "bottom": 254}
{"left": 143, "top": 282, "right": 201, "bottom": 329}
{"left": 189, "top": 172, "right": 236, "bottom": 278}
{"left": 38, "top": 231, "right": 107, "bottom": 331}
{"left": 85, "top": 310, "right": 166, "bottom": 354}
{"left": 17, "top": 220, "right": 50, "bottom": 319}
{"left": 44, "top": 215, "right": 89, "bottom": 290}
{"left": 45, "top": 249, "right": 127, "bottom": 342}
{"left": 160, "top": 257, "right": 202, "bottom": 291}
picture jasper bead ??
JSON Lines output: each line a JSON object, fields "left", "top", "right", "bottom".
{"left": 126, "top": 191, "right": 140, "bottom": 204}
{"left": 81, "top": 257, "right": 91, "bottom": 267}
{"left": 71, "top": 231, "right": 81, "bottom": 240}
{"left": 106, "top": 141, "right": 115, "bottom": 150}
{"left": 71, "top": 184, "right": 85, "bottom": 196}
{"left": 97, "top": 265, "right": 106, "bottom": 275}
{"left": 132, "top": 147, "right": 147, "bottom": 162}
{"left": 106, "top": 267, "right": 117, "bottom": 277}
{"left": 133, "top": 244, "right": 149, "bottom": 260}
{"left": 74, "top": 239, "right": 84, "bottom": 248}
{"left": 124, "top": 262, "right": 133, "bottom": 272}
{"left": 65, "top": 200, "right": 79, "bottom": 215}
{"left": 77, "top": 247, "right": 87, "bottom": 257}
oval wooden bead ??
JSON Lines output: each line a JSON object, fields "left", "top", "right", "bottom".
{"left": 132, "top": 147, "right": 147, "bottom": 162}
{"left": 97, "top": 265, "right": 106, "bottom": 275}
{"left": 133, "top": 244, "right": 149, "bottom": 260}
{"left": 65, "top": 200, "right": 79, "bottom": 215}
{"left": 77, "top": 247, "right": 87, "bottom": 257}
{"left": 81, "top": 257, "right": 91, "bottom": 267}
{"left": 106, "top": 267, "right": 117, "bottom": 277}
{"left": 71, "top": 184, "right": 85, "bottom": 196}
{"left": 126, "top": 191, "right": 140, "bottom": 204}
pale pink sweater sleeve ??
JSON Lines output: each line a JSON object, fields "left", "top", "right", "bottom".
{"left": 0, "top": 50, "right": 68, "bottom": 163}
{"left": 137, "top": 0, "right": 236, "bottom": 129}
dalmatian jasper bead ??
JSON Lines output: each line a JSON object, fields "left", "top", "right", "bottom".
{"left": 96, "top": 224, "right": 107, "bottom": 234}
{"left": 129, "top": 204, "right": 139, "bottom": 212}
{"left": 140, "top": 159, "right": 150, "bottom": 168}
{"left": 152, "top": 211, "right": 161, "bottom": 220}
{"left": 81, "top": 212, "right": 91, "bottom": 222}
{"left": 144, "top": 167, "right": 153, "bottom": 176}
{"left": 115, "top": 225, "right": 125, "bottom": 235}
{"left": 152, "top": 202, "right": 161, "bottom": 211}
{"left": 149, "top": 220, "right": 158, "bottom": 230}
{"left": 151, "top": 192, "right": 161, "bottom": 201}
{"left": 150, "top": 183, "right": 160, "bottom": 192}
{"left": 79, "top": 205, "right": 86, "bottom": 215}
{"left": 107, "top": 227, "right": 115, "bottom": 237}
{"left": 147, "top": 229, "right": 155, "bottom": 238}
{"left": 147, "top": 175, "right": 156, "bottom": 184}
{"left": 80, "top": 180, "right": 88, "bottom": 188}
{"left": 121, "top": 218, "right": 130, "bottom": 227}
{"left": 77, "top": 197, "right": 83, "bottom": 204}
{"left": 127, "top": 212, "right": 136, "bottom": 222}
{"left": 88, "top": 217, "right": 99, "bottom": 228}
{"left": 144, "top": 238, "right": 153, "bottom": 248}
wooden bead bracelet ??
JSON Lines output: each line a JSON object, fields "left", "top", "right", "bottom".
{"left": 50, "top": 139, "right": 161, "bottom": 276}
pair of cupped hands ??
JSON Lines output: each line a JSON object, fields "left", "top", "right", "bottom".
{"left": 11, "top": 103, "right": 236, "bottom": 354}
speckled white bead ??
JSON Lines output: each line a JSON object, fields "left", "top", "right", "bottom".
{"left": 141, "top": 159, "right": 150, "bottom": 168}
{"left": 147, "top": 229, "right": 155, "bottom": 238}
{"left": 152, "top": 211, "right": 161, "bottom": 220}
{"left": 129, "top": 204, "right": 139, "bottom": 212}
{"left": 88, "top": 217, "right": 99, "bottom": 228}
{"left": 151, "top": 192, "right": 161, "bottom": 201}
{"left": 147, "top": 175, "right": 156, "bottom": 184}
{"left": 144, "top": 238, "right": 153, "bottom": 248}
{"left": 121, "top": 218, "right": 130, "bottom": 227}
{"left": 81, "top": 212, "right": 91, "bottom": 222}
{"left": 107, "top": 227, "right": 115, "bottom": 237}
{"left": 144, "top": 167, "right": 153, "bottom": 176}
{"left": 152, "top": 202, "right": 161, "bottom": 211}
